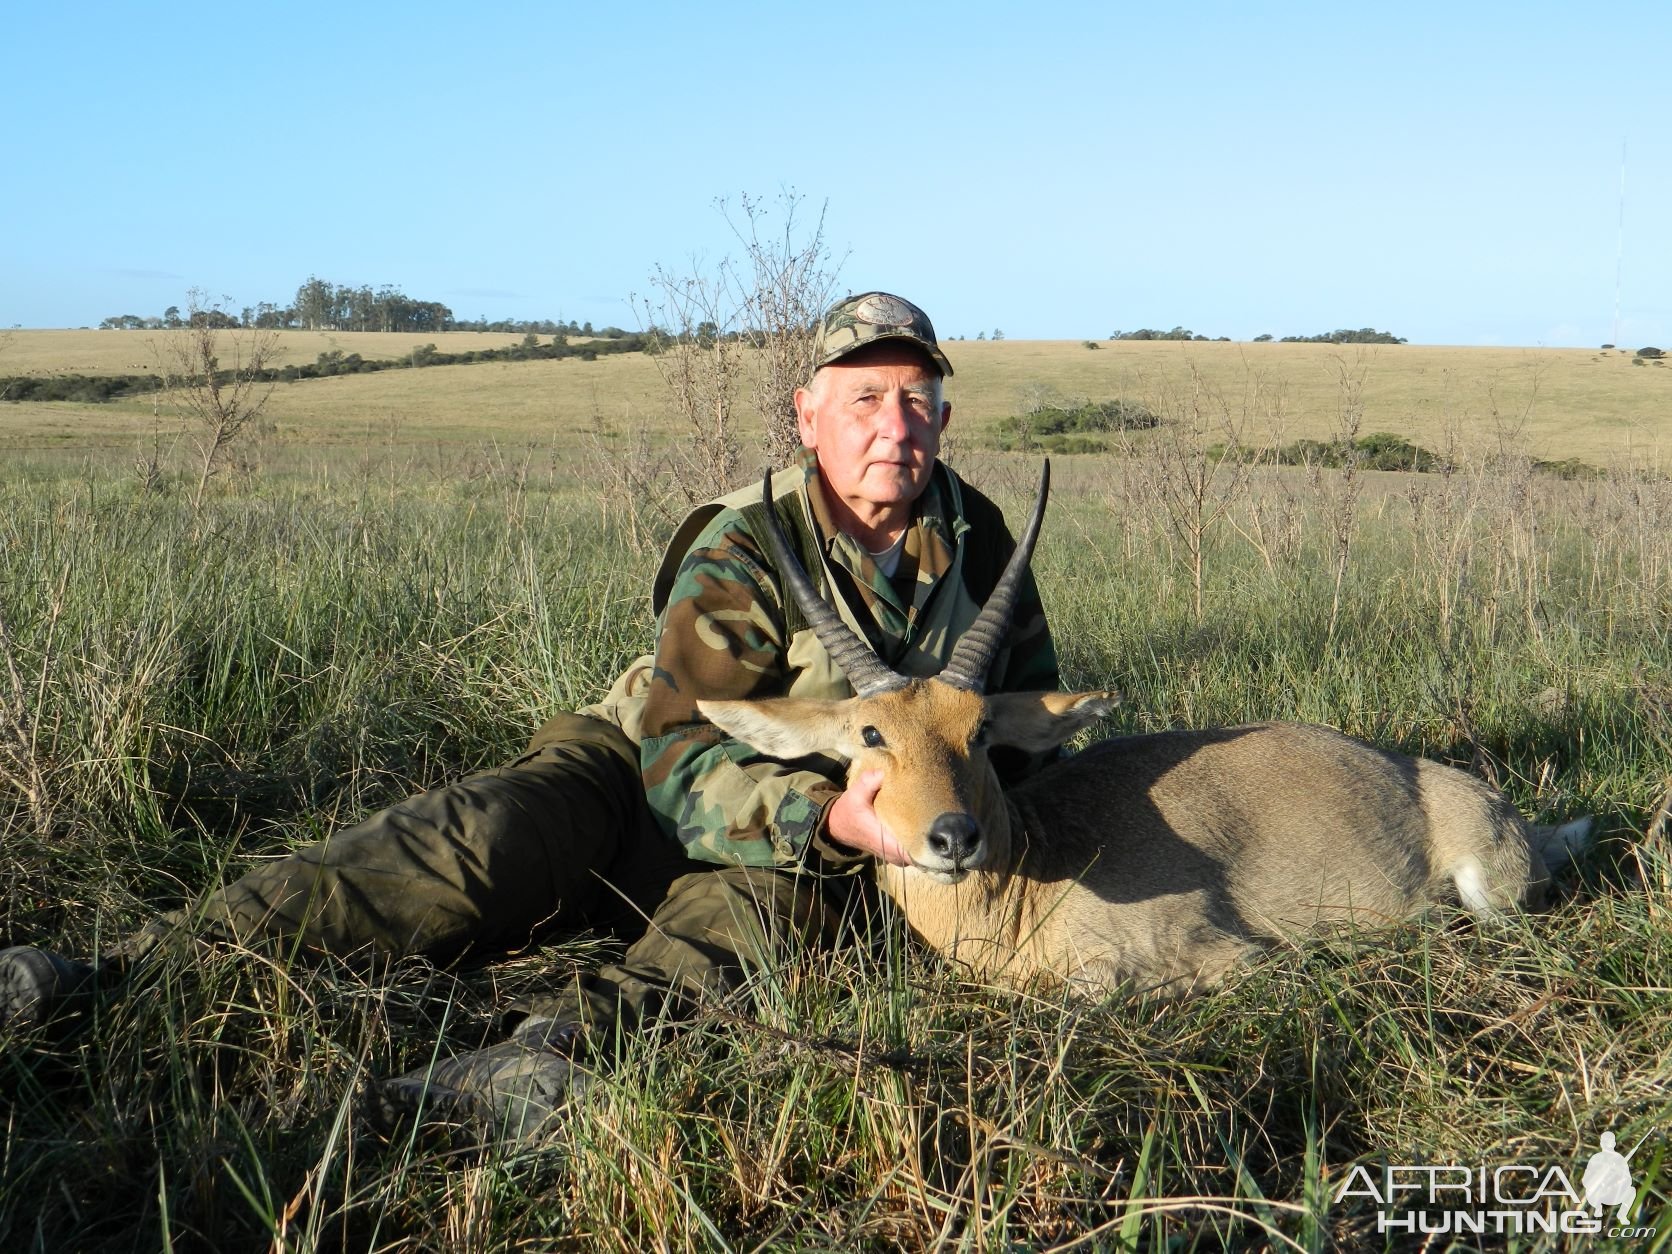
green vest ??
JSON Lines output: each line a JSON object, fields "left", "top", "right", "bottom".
{"left": 583, "top": 462, "right": 1017, "bottom": 741}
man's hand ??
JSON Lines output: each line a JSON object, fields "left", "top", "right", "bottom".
{"left": 823, "top": 770, "right": 912, "bottom": 866}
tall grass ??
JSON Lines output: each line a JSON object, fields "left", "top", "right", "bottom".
{"left": 1, "top": 444, "right": 1668, "bottom": 1251}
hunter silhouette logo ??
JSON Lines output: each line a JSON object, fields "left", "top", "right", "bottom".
{"left": 1583, "top": 1131, "right": 1648, "bottom": 1223}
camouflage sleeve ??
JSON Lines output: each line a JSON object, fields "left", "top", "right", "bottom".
{"left": 638, "top": 512, "right": 843, "bottom": 867}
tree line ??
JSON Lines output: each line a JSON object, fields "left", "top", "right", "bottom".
{"left": 1110, "top": 327, "right": 1406, "bottom": 345}
{"left": 97, "top": 277, "right": 631, "bottom": 338}
{"left": 2, "top": 333, "right": 658, "bottom": 405}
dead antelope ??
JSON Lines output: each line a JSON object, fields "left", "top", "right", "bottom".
{"left": 700, "top": 464, "right": 1590, "bottom": 995}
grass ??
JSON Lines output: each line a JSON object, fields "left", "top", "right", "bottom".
{"left": 0, "top": 329, "right": 581, "bottom": 377}
{"left": 5, "top": 332, "right": 1671, "bottom": 464}
{"left": 1, "top": 394, "right": 1670, "bottom": 1248}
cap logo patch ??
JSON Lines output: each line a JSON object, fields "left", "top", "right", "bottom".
{"left": 852, "top": 294, "right": 918, "bottom": 328}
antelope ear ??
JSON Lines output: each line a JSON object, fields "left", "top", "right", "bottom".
{"left": 698, "top": 697, "right": 858, "bottom": 761}
{"left": 984, "top": 690, "right": 1120, "bottom": 751}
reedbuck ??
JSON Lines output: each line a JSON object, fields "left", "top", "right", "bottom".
{"left": 700, "top": 464, "right": 1589, "bottom": 995}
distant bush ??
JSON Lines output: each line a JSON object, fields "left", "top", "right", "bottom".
{"left": 995, "top": 399, "right": 1161, "bottom": 451}
{"left": 0, "top": 373, "right": 167, "bottom": 403}
{"left": 2, "top": 332, "right": 655, "bottom": 404}
{"left": 1032, "top": 434, "right": 1106, "bottom": 454}
{"left": 1268, "top": 432, "right": 1440, "bottom": 472}
{"left": 1637, "top": 346, "right": 1664, "bottom": 359}
{"left": 1082, "top": 340, "right": 1100, "bottom": 350}
{"left": 311, "top": 350, "right": 368, "bottom": 377}
{"left": 1253, "top": 334, "right": 1273, "bottom": 342}
{"left": 1533, "top": 457, "right": 1604, "bottom": 481}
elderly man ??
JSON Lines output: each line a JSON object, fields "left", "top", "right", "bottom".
{"left": 1, "top": 292, "right": 1058, "bottom": 1141}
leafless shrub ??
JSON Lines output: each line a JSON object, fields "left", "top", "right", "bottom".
{"left": 1307, "top": 354, "right": 1369, "bottom": 644}
{"left": 730, "top": 193, "right": 844, "bottom": 465}
{"left": 1115, "top": 365, "right": 1275, "bottom": 624}
{"left": 583, "top": 397, "right": 679, "bottom": 557}
{"left": 154, "top": 290, "right": 279, "bottom": 514}
{"left": 637, "top": 261, "right": 747, "bottom": 504}
{"left": 133, "top": 412, "right": 177, "bottom": 495}
{"left": 1596, "top": 441, "right": 1672, "bottom": 621}
{"left": 1479, "top": 361, "right": 1549, "bottom": 636}
{"left": 1232, "top": 469, "right": 1304, "bottom": 578}
{"left": 636, "top": 191, "right": 842, "bottom": 503}
{"left": 1401, "top": 409, "right": 1482, "bottom": 648}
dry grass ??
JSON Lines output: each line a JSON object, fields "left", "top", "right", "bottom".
{"left": 6, "top": 334, "right": 1670, "bottom": 465}
{"left": 1, "top": 435, "right": 1668, "bottom": 1249}
{"left": 945, "top": 339, "right": 1672, "bottom": 464}
{"left": 0, "top": 329, "right": 563, "bottom": 376}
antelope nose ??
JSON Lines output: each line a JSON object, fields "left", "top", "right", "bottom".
{"left": 927, "top": 813, "right": 981, "bottom": 865}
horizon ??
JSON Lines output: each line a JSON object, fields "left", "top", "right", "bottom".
{"left": 2, "top": 1, "right": 1667, "bottom": 349}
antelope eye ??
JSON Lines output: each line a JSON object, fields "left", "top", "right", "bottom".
{"left": 861, "top": 725, "right": 886, "bottom": 749}
{"left": 972, "top": 719, "right": 993, "bottom": 747}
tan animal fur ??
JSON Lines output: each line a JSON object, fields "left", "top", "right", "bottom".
{"left": 697, "top": 464, "right": 1582, "bottom": 996}
{"left": 701, "top": 684, "right": 1567, "bottom": 995}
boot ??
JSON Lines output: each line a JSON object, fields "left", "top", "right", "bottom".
{"left": 0, "top": 946, "right": 99, "bottom": 1031}
{"left": 368, "top": 1018, "right": 592, "bottom": 1147}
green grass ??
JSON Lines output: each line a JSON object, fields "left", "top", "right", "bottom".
{"left": 1, "top": 436, "right": 1669, "bottom": 1250}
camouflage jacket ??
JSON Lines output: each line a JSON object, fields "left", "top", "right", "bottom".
{"left": 580, "top": 448, "right": 1059, "bottom": 869}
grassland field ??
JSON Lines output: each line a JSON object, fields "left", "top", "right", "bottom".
{"left": 4, "top": 329, "right": 1670, "bottom": 466}
{"left": 1, "top": 324, "right": 1669, "bottom": 1250}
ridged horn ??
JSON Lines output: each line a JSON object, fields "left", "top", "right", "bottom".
{"left": 757, "top": 472, "right": 910, "bottom": 698}
{"left": 939, "top": 459, "right": 1050, "bottom": 693}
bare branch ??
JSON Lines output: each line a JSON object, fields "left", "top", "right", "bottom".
{"left": 154, "top": 289, "right": 279, "bottom": 514}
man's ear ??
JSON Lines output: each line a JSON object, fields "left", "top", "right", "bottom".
{"left": 698, "top": 696, "right": 856, "bottom": 761}
{"left": 793, "top": 385, "right": 818, "bottom": 449}
{"left": 984, "top": 690, "right": 1120, "bottom": 752}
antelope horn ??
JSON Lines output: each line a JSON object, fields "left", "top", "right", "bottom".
{"left": 939, "top": 460, "right": 1050, "bottom": 693}
{"left": 756, "top": 472, "right": 910, "bottom": 698}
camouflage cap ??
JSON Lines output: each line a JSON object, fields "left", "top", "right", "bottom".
{"left": 812, "top": 291, "right": 954, "bottom": 378}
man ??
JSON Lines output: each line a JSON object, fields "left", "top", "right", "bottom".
{"left": 1, "top": 291, "right": 1058, "bottom": 1142}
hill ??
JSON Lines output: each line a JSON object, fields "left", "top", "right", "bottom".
{"left": 2, "top": 331, "right": 1668, "bottom": 465}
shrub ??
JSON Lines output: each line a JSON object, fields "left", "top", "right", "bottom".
{"left": 1636, "top": 346, "right": 1664, "bottom": 359}
{"left": 1037, "top": 434, "right": 1104, "bottom": 454}
{"left": 0, "top": 373, "right": 167, "bottom": 403}
{"left": 1533, "top": 457, "right": 1603, "bottom": 480}
{"left": 993, "top": 399, "right": 1162, "bottom": 452}
{"left": 1354, "top": 432, "right": 1439, "bottom": 471}
{"left": 1267, "top": 432, "right": 1441, "bottom": 472}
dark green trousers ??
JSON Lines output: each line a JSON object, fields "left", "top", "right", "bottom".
{"left": 123, "top": 715, "right": 864, "bottom": 1039}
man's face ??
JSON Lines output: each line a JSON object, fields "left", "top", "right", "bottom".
{"left": 794, "top": 342, "right": 952, "bottom": 517}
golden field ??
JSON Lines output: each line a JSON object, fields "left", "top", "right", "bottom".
{"left": 3, "top": 329, "right": 1669, "bottom": 464}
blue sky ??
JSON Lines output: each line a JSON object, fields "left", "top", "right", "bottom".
{"left": 2, "top": 1, "right": 1666, "bottom": 347}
